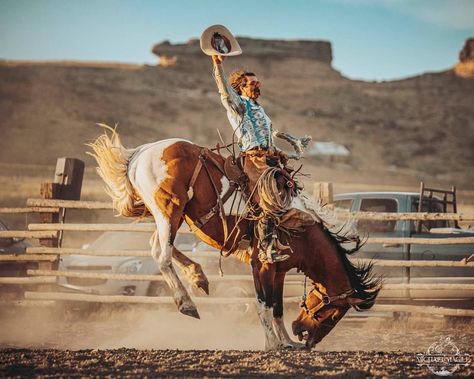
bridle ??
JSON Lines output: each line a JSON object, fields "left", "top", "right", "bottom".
{"left": 300, "top": 285, "right": 356, "bottom": 320}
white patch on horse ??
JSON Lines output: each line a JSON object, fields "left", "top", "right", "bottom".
{"left": 128, "top": 139, "right": 180, "bottom": 252}
{"left": 128, "top": 138, "right": 189, "bottom": 247}
{"left": 128, "top": 138, "right": 198, "bottom": 315}
{"left": 256, "top": 300, "right": 281, "bottom": 350}
{"left": 220, "top": 176, "right": 245, "bottom": 215}
{"left": 272, "top": 317, "right": 297, "bottom": 347}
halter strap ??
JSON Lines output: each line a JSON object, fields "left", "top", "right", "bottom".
{"left": 301, "top": 285, "right": 356, "bottom": 319}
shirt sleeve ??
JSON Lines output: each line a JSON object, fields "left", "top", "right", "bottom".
{"left": 213, "top": 62, "right": 245, "bottom": 115}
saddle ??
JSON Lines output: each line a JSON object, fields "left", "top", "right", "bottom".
{"left": 187, "top": 147, "right": 314, "bottom": 256}
{"left": 224, "top": 155, "right": 248, "bottom": 188}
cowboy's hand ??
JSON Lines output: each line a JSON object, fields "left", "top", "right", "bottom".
{"left": 212, "top": 55, "right": 225, "bottom": 64}
{"left": 279, "top": 150, "right": 289, "bottom": 165}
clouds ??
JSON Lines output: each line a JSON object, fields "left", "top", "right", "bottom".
{"left": 396, "top": 0, "right": 474, "bottom": 30}
{"left": 331, "top": 0, "right": 474, "bottom": 30}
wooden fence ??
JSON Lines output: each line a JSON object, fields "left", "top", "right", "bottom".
{"left": 1, "top": 197, "right": 474, "bottom": 318}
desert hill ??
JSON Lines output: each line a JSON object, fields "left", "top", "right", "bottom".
{"left": 0, "top": 37, "right": 473, "bottom": 189}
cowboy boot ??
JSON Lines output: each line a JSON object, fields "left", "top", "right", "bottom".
{"left": 265, "top": 237, "right": 290, "bottom": 264}
{"left": 259, "top": 219, "right": 289, "bottom": 264}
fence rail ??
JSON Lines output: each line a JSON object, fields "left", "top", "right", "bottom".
{"left": 25, "top": 248, "right": 474, "bottom": 267}
{"left": 22, "top": 291, "right": 474, "bottom": 317}
{"left": 24, "top": 222, "right": 474, "bottom": 245}
{"left": 0, "top": 277, "right": 56, "bottom": 284}
{"left": 26, "top": 198, "right": 113, "bottom": 209}
{"left": 337, "top": 211, "right": 474, "bottom": 221}
{"left": 0, "top": 207, "right": 60, "bottom": 214}
{"left": 22, "top": 198, "right": 474, "bottom": 221}
{"left": 28, "top": 223, "right": 156, "bottom": 232}
{"left": 0, "top": 230, "right": 58, "bottom": 239}
{"left": 0, "top": 254, "right": 58, "bottom": 262}
{"left": 25, "top": 269, "right": 474, "bottom": 291}
{"left": 24, "top": 223, "right": 474, "bottom": 245}
{"left": 365, "top": 237, "right": 474, "bottom": 245}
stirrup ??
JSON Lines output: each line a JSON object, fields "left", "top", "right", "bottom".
{"left": 274, "top": 239, "right": 293, "bottom": 254}
{"left": 257, "top": 249, "right": 290, "bottom": 264}
{"left": 269, "top": 252, "right": 290, "bottom": 263}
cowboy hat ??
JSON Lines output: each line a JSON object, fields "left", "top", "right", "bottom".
{"left": 200, "top": 24, "right": 242, "bottom": 56}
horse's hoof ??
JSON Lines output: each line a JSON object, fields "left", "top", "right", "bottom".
{"left": 195, "top": 280, "right": 209, "bottom": 295}
{"left": 179, "top": 304, "right": 200, "bottom": 319}
{"left": 284, "top": 342, "right": 306, "bottom": 349}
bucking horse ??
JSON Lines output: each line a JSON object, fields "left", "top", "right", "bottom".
{"left": 88, "top": 125, "right": 381, "bottom": 350}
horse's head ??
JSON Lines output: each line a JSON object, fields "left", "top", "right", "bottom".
{"left": 292, "top": 283, "right": 370, "bottom": 349}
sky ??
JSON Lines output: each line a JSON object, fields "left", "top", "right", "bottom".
{"left": 0, "top": 0, "right": 473, "bottom": 81}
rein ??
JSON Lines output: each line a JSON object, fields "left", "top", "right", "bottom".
{"left": 301, "top": 284, "right": 355, "bottom": 320}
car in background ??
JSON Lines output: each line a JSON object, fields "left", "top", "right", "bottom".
{"left": 57, "top": 230, "right": 253, "bottom": 298}
{"left": 0, "top": 219, "right": 30, "bottom": 254}
{"left": 0, "top": 218, "right": 32, "bottom": 299}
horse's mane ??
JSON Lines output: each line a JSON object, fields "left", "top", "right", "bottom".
{"left": 322, "top": 226, "right": 382, "bottom": 310}
{"left": 298, "top": 193, "right": 359, "bottom": 239}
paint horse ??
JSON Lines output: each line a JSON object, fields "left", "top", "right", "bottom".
{"left": 88, "top": 127, "right": 381, "bottom": 349}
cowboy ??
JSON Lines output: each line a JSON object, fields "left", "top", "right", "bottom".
{"left": 211, "top": 54, "right": 291, "bottom": 263}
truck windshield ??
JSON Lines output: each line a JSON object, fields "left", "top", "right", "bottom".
{"left": 358, "top": 198, "right": 397, "bottom": 233}
{"left": 333, "top": 199, "right": 352, "bottom": 211}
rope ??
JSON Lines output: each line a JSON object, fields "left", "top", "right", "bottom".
{"left": 218, "top": 166, "right": 293, "bottom": 272}
{"left": 256, "top": 167, "right": 292, "bottom": 217}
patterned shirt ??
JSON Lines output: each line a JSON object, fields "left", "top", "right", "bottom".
{"left": 213, "top": 63, "right": 273, "bottom": 151}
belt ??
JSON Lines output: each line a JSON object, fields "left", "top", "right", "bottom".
{"left": 245, "top": 146, "right": 271, "bottom": 153}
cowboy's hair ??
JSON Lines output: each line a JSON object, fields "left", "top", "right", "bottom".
{"left": 229, "top": 70, "right": 256, "bottom": 95}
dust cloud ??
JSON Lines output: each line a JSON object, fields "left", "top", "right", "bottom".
{"left": 0, "top": 304, "right": 473, "bottom": 354}
{"left": 0, "top": 304, "right": 265, "bottom": 350}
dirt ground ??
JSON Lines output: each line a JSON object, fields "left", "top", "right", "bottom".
{"left": 0, "top": 305, "right": 472, "bottom": 378}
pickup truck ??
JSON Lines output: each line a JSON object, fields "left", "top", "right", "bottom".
{"left": 332, "top": 190, "right": 474, "bottom": 305}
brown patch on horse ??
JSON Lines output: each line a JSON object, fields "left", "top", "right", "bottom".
{"left": 151, "top": 142, "right": 204, "bottom": 238}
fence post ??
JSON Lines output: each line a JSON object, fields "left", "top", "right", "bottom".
{"left": 313, "top": 182, "right": 333, "bottom": 205}
{"left": 39, "top": 183, "right": 61, "bottom": 248}
{"left": 36, "top": 158, "right": 84, "bottom": 292}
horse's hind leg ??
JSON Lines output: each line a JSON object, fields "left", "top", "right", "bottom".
{"left": 148, "top": 202, "right": 199, "bottom": 319}
{"left": 172, "top": 246, "right": 209, "bottom": 295}
{"left": 134, "top": 169, "right": 199, "bottom": 318}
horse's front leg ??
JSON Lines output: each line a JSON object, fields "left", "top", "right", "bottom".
{"left": 272, "top": 272, "right": 304, "bottom": 348}
{"left": 251, "top": 254, "right": 281, "bottom": 350}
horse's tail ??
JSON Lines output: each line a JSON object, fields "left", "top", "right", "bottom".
{"left": 87, "top": 124, "right": 144, "bottom": 217}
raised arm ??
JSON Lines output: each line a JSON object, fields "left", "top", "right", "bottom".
{"left": 212, "top": 55, "right": 244, "bottom": 115}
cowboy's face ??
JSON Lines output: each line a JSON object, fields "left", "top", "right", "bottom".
{"left": 241, "top": 75, "right": 261, "bottom": 99}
